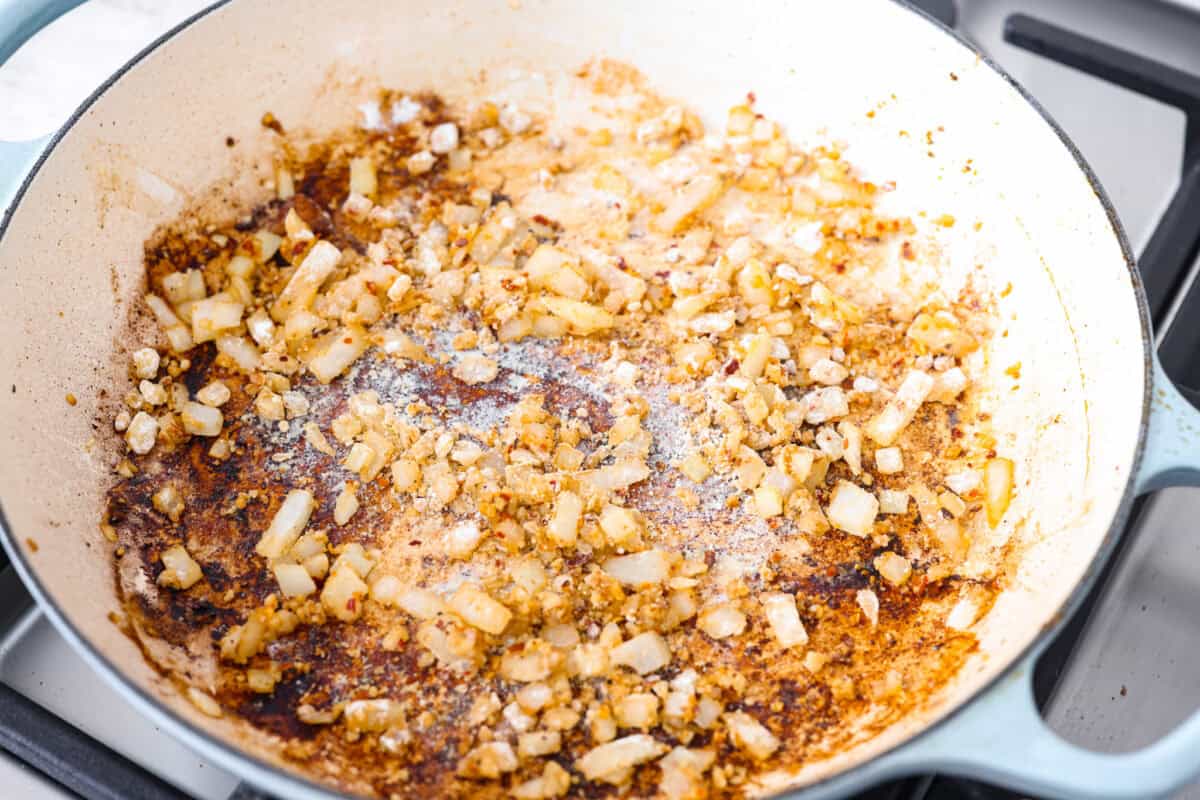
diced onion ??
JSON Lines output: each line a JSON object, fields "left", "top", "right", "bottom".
{"left": 190, "top": 297, "right": 244, "bottom": 343}
{"left": 985, "top": 457, "right": 1014, "bottom": 527}
{"left": 603, "top": 550, "right": 670, "bottom": 586}
{"left": 856, "top": 589, "right": 879, "bottom": 626}
{"left": 158, "top": 545, "right": 203, "bottom": 590}
{"left": 255, "top": 489, "right": 316, "bottom": 560}
{"left": 321, "top": 562, "right": 368, "bottom": 622}
{"left": 864, "top": 370, "right": 934, "bottom": 446}
{"left": 874, "top": 552, "right": 912, "bottom": 586}
{"left": 305, "top": 325, "right": 368, "bottom": 384}
{"left": 397, "top": 587, "right": 447, "bottom": 620}
{"left": 879, "top": 489, "right": 909, "bottom": 515}
{"left": 541, "top": 296, "right": 614, "bottom": 335}
{"left": 610, "top": 632, "right": 671, "bottom": 675}
{"left": 826, "top": 481, "right": 879, "bottom": 538}
{"left": 449, "top": 585, "right": 512, "bottom": 635}
{"left": 576, "top": 734, "right": 668, "bottom": 783}
{"left": 598, "top": 504, "right": 643, "bottom": 547}
{"left": 723, "top": 712, "right": 779, "bottom": 761}
{"left": 582, "top": 459, "right": 650, "bottom": 492}
{"left": 273, "top": 562, "right": 316, "bottom": 598}
{"left": 215, "top": 334, "right": 261, "bottom": 372}
{"left": 697, "top": 604, "right": 747, "bottom": 639}
{"left": 272, "top": 241, "right": 341, "bottom": 321}
{"left": 445, "top": 520, "right": 482, "bottom": 559}
{"left": 548, "top": 491, "right": 582, "bottom": 546}
{"left": 760, "top": 592, "right": 808, "bottom": 648}
{"left": 180, "top": 401, "right": 223, "bottom": 437}
{"left": 458, "top": 741, "right": 518, "bottom": 780}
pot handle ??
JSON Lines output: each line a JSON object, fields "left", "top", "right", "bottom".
{"left": 0, "top": 0, "right": 85, "bottom": 211}
{"left": 877, "top": 646, "right": 1200, "bottom": 799}
{"left": 873, "top": 354, "right": 1200, "bottom": 799}
{"left": 1136, "top": 354, "right": 1200, "bottom": 493}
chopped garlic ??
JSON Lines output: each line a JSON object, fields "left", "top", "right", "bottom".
{"left": 132, "top": 348, "right": 160, "bottom": 379}
{"left": 158, "top": 545, "right": 202, "bottom": 590}
{"left": 430, "top": 122, "right": 460, "bottom": 154}
{"left": 125, "top": 411, "right": 159, "bottom": 454}
{"left": 152, "top": 485, "right": 185, "bottom": 522}
{"left": 408, "top": 150, "right": 436, "bottom": 174}
{"left": 809, "top": 358, "right": 848, "bottom": 385}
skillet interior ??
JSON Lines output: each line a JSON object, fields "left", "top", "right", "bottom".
{"left": 0, "top": 0, "right": 1147, "bottom": 795}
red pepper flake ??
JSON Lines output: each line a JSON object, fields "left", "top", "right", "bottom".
{"left": 343, "top": 337, "right": 354, "bottom": 344}
{"left": 616, "top": 256, "right": 630, "bottom": 272}
{"left": 409, "top": 539, "right": 422, "bottom": 546}
{"left": 900, "top": 241, "right": 915, "bottom": 260}
{"left": 724, "top": 359, "right": 740, "bottom": 375}
{"left": 746, "top": 91, "right": 757, "bottom": 104}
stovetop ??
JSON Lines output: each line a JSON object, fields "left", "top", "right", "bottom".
{"left": 4, "top": 1, "right": 1200, "bottom": 799}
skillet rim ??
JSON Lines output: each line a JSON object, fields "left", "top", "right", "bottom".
{"left": 0, "top": 1, "right": 1154, "bottom": 797}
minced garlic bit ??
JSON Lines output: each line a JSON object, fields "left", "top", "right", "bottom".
{"left": 157, "top": 544, "right": 202, "bottom": 590}
{"left": 106, "top": 62, "right": 1003, "bottom": 798}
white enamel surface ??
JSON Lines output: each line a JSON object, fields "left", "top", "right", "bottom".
{"left": 0, "top": 0, "right": 1148, "bottom": 796}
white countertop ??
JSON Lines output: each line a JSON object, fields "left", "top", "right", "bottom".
{"left": 1, "top": 0, "right": 213, "bottom": 140}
